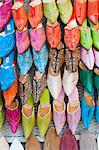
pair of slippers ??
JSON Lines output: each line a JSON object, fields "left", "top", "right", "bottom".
{"left": 47, "top": 64, "right": 79, "bottom": 99}
{"left": 0, "top": 137, "right": 24, "bottom": 150}
{"left": 12, "top": 0, "right": 43, "bottom": 31}
{"left": 22, "top": 88, "right": 51, "bottom": 138}
{"left": 16, "top": 22, "right": 46, "bottom": 53}
{"left": 53, "top": 87, "right": 81, "bottom": 135}
{"left": 32, "top": 41, "right": 80, "bottom": 100}
{"left": 80, "top": 19, "right": 99, "bottom": 50}
{"left": 25, "top": 127, "right": 61, "bottom": 150}
{"left": 74, "top": 0, "right": 99, "bottom": 25}
{"left": 17, "top": 24, "right": 48, "bottom": 75}
{"left": 43, "top": 0, "right": 73, "bottom": 24}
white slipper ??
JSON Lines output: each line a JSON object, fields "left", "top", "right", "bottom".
{"left": 10, "top": 138, "right": 24, "bottom": 150}
{"left": 0, "top": 136, "right": 9, "bottom": 150}
{"left": 47, "top": 67, "right": 62, "bottom": 99}
{"left": 63, "top": 67, "right": 78, "bottom": 96}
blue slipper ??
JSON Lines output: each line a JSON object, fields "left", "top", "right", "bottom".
{"left": 0, "top": 19, "right": 15, "bottom": 58}
{"left": 81, "top": 87, "right": 95, "bottom": 128}
{"left": 95, "top": 90, "right": 99, "bottom": 123}
{"left": 0, "top": 51, "right": 16, "bottom": 91}
{"left": 32, "top": 44, "right": 48, "bottom": 73}
{"left": 17, "top": 48, "right": 33, "bottom": 76}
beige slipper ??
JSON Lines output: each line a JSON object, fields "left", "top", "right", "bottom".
{"left": 25, "top": 134, "right": 42, "bottom": 150}
{"left": 44, "top": 127, "right": 61, "bottom": 150}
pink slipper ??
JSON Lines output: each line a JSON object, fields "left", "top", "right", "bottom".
{"left": 16, "top": 26, "right": 30, "bottom": 54}
{"left": 67, "top": 87, "right": 81, "bottom": 134}
{"left": 63, "top": 67, "right": 78, "bottom": 96}
{"left": 80, "top": 47, "right": 94, "bottom": 70}
{"left": 93, "top": 47, "right": 99, "bottom": 68}
{"left": 0, "top": 0, "right": 12, "bottom": 30}
{"left": 6, "top": 99, "right": 21, "bottom": 133}
{"left": 53, "top": 88, "right": 66, "bottom": 135}
{"left": 30, "top": 23, "right": 46, "bottom": 52}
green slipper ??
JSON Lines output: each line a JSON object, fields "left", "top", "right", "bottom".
{"left": 80, "top": 19, "right": 93, "bottom": 50}
{"left": 0, "top": 93, "right": 5, "bottom": 128}
{"left": 94, "top": 68, "right": 99, "bottom": 90}
{"left": 43, "top": 0, "right": 59, "bottom": 23}
{"left": 22, "top": 95, "right": 35, "bottom": 139}
{"left": 57, "top": 0, "right": 73, "bottom": 24}
{"left": 37, "top": 88, "right": 52, "bottom": 137}
{"left": 79, "top": 61, "right": 93, "bottom": 93}
{"left": 92, "top": 23, "right": 99, "bottom": 50}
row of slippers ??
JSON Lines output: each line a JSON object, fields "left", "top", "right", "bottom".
{"left": 0, "top": 128, "right": 99, "bottom": 150}
{"left": 1, "top": 54, "right": 98, "bottom": 106}
{"left": 11, "top": 0, "right": 99, "bottom": 30}
{"left": 0, "top": 87, "right": 80, "bottom": 138}
{"left": 0, "top": 17, "right": 99, "bottom": 72}
{"left": 0, "top": 0, "right": 99, "bottom": 31}
{"left": 0, "top": 43, "right": 98, "bottom": 102}
{"left": 1, "top": 84, "right": 99, "bottom": 139}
